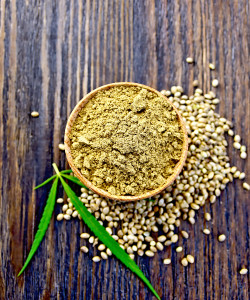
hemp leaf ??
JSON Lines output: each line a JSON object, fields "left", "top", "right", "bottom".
{"left": 18, "top": 164, "right": 161, "bottom": 300}
{"left": 61, "top": 173, "right": 89, "bottom": 189}
{"left": 18, "top": 177, "right": 59, "bottom": 276}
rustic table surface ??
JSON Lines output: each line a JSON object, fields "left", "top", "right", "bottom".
{"left": 0, "top": 0, "right": 249, "bottom": 299}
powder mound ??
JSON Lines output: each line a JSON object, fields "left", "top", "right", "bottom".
{"left": 70, "top": 86, "right": 184, "bottom": 196}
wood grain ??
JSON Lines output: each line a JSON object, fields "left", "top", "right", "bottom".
{"left": 0, "top": 0, "right": 249, "bottom": 299}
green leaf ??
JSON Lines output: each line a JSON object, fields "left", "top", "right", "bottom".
{"left": 60, "top": 169, "right": 72, "bottom": 174}
{"left": 34, "top": 170, "right": 71, "bottom": 190}
{"left": 34, "top": 175, "right": 57, "bottom": 190}
{"left": 61, "top": 173, "right": 89, "bottom": 189}
{"left": 52, "top": 163, "right": 160, "bottom": 300}
{"left": 18, "top": 177, "right": 59, "bottom": 276}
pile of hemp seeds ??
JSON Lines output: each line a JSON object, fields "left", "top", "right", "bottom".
{"left": 56, "top": 61, "right": 249, "bottom": 275}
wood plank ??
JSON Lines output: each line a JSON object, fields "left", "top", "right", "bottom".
{"left": 0, "top": 0, "right": 249, "bottom": 299}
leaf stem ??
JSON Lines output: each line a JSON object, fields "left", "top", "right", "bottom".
{"left": 52, "top": 163, "right": 61, "bottom": 177}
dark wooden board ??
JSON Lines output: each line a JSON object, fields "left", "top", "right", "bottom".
{"left": 0, "top": 0, "right": 249, "bottom": 299}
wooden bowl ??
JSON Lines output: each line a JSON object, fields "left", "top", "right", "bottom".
{"left": 64, "top": 82, "right": 188, "bottom": 202}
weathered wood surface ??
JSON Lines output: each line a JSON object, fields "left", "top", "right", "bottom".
{"left": 0, "top": 0, "right": 249, "bottom": 299}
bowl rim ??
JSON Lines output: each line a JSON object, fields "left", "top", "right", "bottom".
{"left": 64, "top": 82, "right": 188, "bottom": 202}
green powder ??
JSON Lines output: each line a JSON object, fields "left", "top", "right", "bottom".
{"left": 70, "top": 86, "right": 184, "bottom": 196}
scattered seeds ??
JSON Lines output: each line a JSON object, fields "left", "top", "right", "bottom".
{"left": 234, "top": 135, "right": 241, "bottom": 143}
{"left": 171, "top": 86, "right": 177, "bottom": 94}
{"left": 212, "top": 79, "right": 219, "bottom": 87}
{"left": 204, "top": 213, "right": 211, "bottom": 221}
{"left": 138, "top": 250, "right": 144, "bottom": 256}
{"left": 190, "top": 203, "right": 199, "bottom": 210}
{"left": 181, "top": 231, "right": 189, "bottom": 239}
{"left": 233, "top": 142, "right": 241, "bottom": 150}
{"left": 63, "top": 214, "right": 70, "bottom": 220}
{"left": 181, "top": 258, "right": 188, "bottom": 267}
{"left": 56, "top": 198, "right": 64, "bottom": 204}
{"left": 156, "top": 242, "right": 164, "bottom": 251}
{"left": 192, "top": 80, "right": 199, "bottom": 87}
{"left": 160, "top": 90, "right": 172, "bottom": 97}
{"left": 186, "top": 254, "right": 194, "bottom": 264}
{"left": 100, "top": 252, "right": 108, "bottom": 259}
{"left": 92, "top": 256, "right": 101, "bottom": 262}
{"left": 129, "top": 254, "right": 135, "bottom": 260}
{"left": 203, "top": 229, "right": 211, "bottom": 235}
{"left": 243, "top": 182, "right": 250, "bottom": 191}
{"left": 174, "top": 91, "right": 182, "bottom": 98}
{"left": 31, "top": 111, "right": 39, "bottom": 117}
{"left": 218, "top": 234, "right": 226, "bottom": 242}
{"left": 62, "top": 204, "right": 68, "bottom": 212}
{"left": 171, "top": 234, "right": 179, "bottom": 243}
{"left": 89, "top": 236, "right": 95, "bottom": 244}
{"left": 80, "top": 246, "right": 89, "bottom": 253}
{"left": 98, "top": 244, "right": 106, "bottom": 251}
{"left": 164, "top": 240, "right": 172, "bottom": 247}
{"left": 239, "top": 173, "right": 246, "bottom": 180}
{"left": 195, "top": 88, "right": 203, "bottom": 94}
{"left": 106, "top": 248, "right": 112, "bottom": 256}
{"left": 188, "top": 217, "right": 195, "bottom": 225}
{"left": 66, "top": 208, "right": 73, "bottom": 215}
{"left": 176, "top": 246, "right": 183, "bottom": 253}
{"left": 72, "top": 211, "right": 78, "bottom": 218}
{"left": 145, "top": 250, "right": 154, "bottom": 257}
{"left": 240, "top": 152, "right": 247, "bottom": 159}
{"left": 58, "top": 143, "right": 65, "bottom": 151}
{"left": 57, "top": 80, "right": 248, "bottom": 266}
{"left": 230, "top": 166, "right": 237, "bottom": 173}
{"left": 240, "top": 145, "right": 246, "bottom": 152}
{"left": 163, "top": 258, "right": 171, "bottom": 265}
{"left": 186, "top": 57, "right": 194, "bottom": 63}
{"left": 158, "top": 235, "right": 167, "bottom": 243}
{"left": 56, "top": 213, "right": 64, "bottom": 221}
{"left": 209, "top": 63, "right": 215, "bottom": 70}
{"left": 239, "top": 268, "right": 248, "bottom": 275}
{"left": 80, "top": 233, "right": 90, "bottom": 239}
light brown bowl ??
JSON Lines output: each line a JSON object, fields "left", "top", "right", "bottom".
{"left": 64, "top": 82, "right": 188, "bottom": 202}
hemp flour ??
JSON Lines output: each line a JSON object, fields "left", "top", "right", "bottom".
{"left": 69, "top": 86, "right": 184, "bottom": 196}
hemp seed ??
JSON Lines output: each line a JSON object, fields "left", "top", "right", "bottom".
{"left": 181, "top": 231, "right": 189, "bottom": 239}
{"left": 240, "top": 152, "right": 247, "bottom": 159}
{"left": 92, "top": 256, "right": 101, "bottom": 262}
{"left": 203, "top": 229, "right": 211, "bottom": 235}
{"left": 163, "top": 258, "right": 171, "bottom": 265}
{"left": 80, "top": 246, "right": 89, "bottom": 253}
{"left": 209, "top": 63, "right": 215, "bottom": 70}
{"left": 186, "top": 57, "right": 194, "bottom": 63}
{"left": 186, "top": 254, "right": 194, "bottom": 264}
{"left": 212, "top": 79, "right": 219, "bottom": 87}
{"left": 239, "top": 268, "right": 248, "bottom": 275}
{"left": 31, "top": 111, "right": 39, "bottom": 117}
{"left": 218, "top": 234, "right": 226, "bottom": 242}
{"left": 56, "top": 213, "right": 64, "bottom": 221}
{"left": 176, "top": 246, "right": 183, "bottom": 253}
{"left": 181, "top": 258, "right": 188, "bottom": 266}
{"left": 80, "top": 233, "right": 90, "bottom": 239}
{"left": 58, "top": 143, "right": 65, "bottom": 151}
{"left": 243, "top": 182, "right": 250, "bottom": 191}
